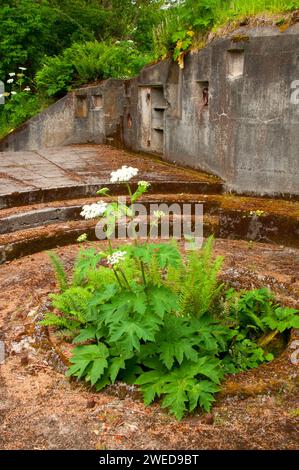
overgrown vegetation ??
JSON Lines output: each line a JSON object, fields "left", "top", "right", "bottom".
{"left": 41, "top": 169, "right": 299, "bottom": 420}
{"left": 1, "top": 0, "right": 299, "bottom": 135}
{"left": 35, "top": 40, "right": 153, "bottom": 98}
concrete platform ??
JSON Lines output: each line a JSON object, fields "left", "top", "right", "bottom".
{"left": 0, "top": 144, "right": 222, "bottom": 208}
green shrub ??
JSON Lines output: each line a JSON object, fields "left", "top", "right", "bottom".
{"left": 0, "top": 92, "right": 42, "bottom": 138}
{"left": 153, "top": 0, "right": 299, "bottom": 62}
{"left": 36, "top": 40, "right": 154, "bottom": 97}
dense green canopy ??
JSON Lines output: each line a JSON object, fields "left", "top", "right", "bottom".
{"left": 1, "top": 0, "right": 298, "bottom": 137}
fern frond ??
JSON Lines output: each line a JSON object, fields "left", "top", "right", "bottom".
{"left": 148, "top": 252, "right": 163, "bottom": 286}
{"left": 165, "top": 264, "right": 183, "bottom": 293}
{"left": 50, "top": 287, "right": 93, "bottom": 324}
{"left": 39, "top": 312, "right": 80, "bottom": 330}
{"left": 48, "top": 251, "right": 69, "bottom": 292}
{"left": 178, "top": 236, "right": 224, "bottom": 317}
{"left": 86, "top": 267, "right": 116, "bottom": 291}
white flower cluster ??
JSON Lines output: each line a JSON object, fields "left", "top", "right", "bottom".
{"left": 138, "top": 180, "right": 150, "bottom": 188}
{"left": 110, "top": 165, "right": 139, "bottom": 183}
{"left": 107, "top": 251, "right": 127, "bottom": 266}
{"left": 80, "top": 201, "right": 107, "bottom": 220}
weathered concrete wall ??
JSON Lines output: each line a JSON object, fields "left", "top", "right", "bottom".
{"left": 122, "top": 25, "right": 299, "bottom": 196}
{"left": 1, "top": 26, "right": 299, "bottom": 196}
{"left": 0, "top": 80, "right": 125, "bottom": 151}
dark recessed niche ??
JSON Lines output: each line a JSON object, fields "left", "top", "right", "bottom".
{"left": 75, "top": 95, "right": 88, "bottom": 118}
{"left": 197, "top": 81, "right": 209, "bottom": 108}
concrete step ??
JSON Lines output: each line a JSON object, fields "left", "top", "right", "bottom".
{"left": 0, "top": 180, "right": 223, "bottom": 209}
{"left": 0, "top": 215, "right": 219, "bottom": 264}
{"left": 0, "top": 194, "right": 220, "bottom": 235}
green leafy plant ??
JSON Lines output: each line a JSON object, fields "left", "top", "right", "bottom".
{"left": 42, "top": 166, "right": 299, "bottom": 420}
{"left": 36, "top": 40, "right": 153, "bottom": 97}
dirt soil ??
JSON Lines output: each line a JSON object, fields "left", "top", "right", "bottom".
{"left": 0, "top": 239, "right": 298, "bottom": 450}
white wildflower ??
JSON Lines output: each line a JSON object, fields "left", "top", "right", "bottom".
{"left": 80, "top": 201, "right": 107, "bottom": 220}
{"left": 7, "top": 78, "right": 14, "bottom": 84}
{"left": 24, "top": 86, "right": 31, "bottom": 92}
{"left": 19, "top": 67, "right": 27, "bottom": 71}
{"left": 8, "top": 73, "right": 15, "bottom": 77}
{"left": 110, "top": 165, "right": 139, "bottom": 183}
{"left": 107, "top": 251, "right": 127, "bottom": 266}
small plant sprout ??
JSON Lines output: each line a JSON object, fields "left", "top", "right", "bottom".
{"left": 250, "top": 210, "right": 266, "bottom": 217}
{"left": 96, "top": 187, "right": 110, "bottom": 196}
{"left": 77, "top": 233, "right": 88, "bottom": 243}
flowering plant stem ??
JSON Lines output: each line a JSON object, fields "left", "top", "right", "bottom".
{"left": 112, "top": 268, "right": 123, "bottom": 288}
{"left": 140, "top": 260, "right": 147, "bottom": 286}
{"left": 119, "top": 268, "right": 131, "bottom": 289}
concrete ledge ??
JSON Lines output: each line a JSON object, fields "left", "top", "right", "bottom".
{"left": 0, "top": 217, "right": 219, "bottom": 264}
{"left": 0, "top": 181, "right": 223, "bottom": 210}
{"left": 0, "top": 198, "right": 219, "bottom": 235}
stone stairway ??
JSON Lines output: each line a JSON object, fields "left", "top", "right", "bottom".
{"left": 0, "top": 144, "right": 298, "bottom": 263}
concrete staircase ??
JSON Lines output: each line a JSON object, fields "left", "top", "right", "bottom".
{"left": 0, "top": 145, "right": 298, "bottom": 263}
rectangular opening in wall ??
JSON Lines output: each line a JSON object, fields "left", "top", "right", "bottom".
{"left": 197, "top": 81, "right": 209, "bottom": 108}
{"left": 151, "top": 86, "right": 166, "bottom": 109}
{"left": 91, "top": 94, "right": 103, "bottom": 110}
{"left": 227, "top": 50, "right": 245, "bottom": 79}
{"left": 150, "top": 86, "right": 166, "bottom": 154}
{"left": 152, "top": 108, "right": 164, "bottom": 131}
{"left": 138, "top": 85, "right": 166, "bottom": 154}
{"left": 75, "top": 95, "right": 88, "bottom": 118}
{"left": 151, "top": 128, "right": 164, "bottom": 154}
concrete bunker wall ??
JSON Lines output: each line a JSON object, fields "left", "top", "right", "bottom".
{"left": 1, "top": 26, "right": 299, "bottom": 196}
{"left": 0, "top": 79, "right": 125, "bottom": 151}
{"left": 122, "top": 27, "right": 299, "bottom": 196}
